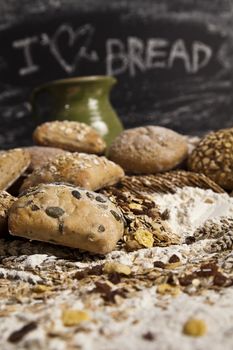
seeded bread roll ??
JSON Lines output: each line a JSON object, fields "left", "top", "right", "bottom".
{"left": 108, "top": 126, "right": 188, "bottom": 174}
{"left": 0, "top": 149, "right": 30, "bottom": 191}
{"left": 26, "top": 146, "right": 67, "bottom": 172}
{"left": 188, "top": 128, "right": 233, "bottom": 190}
{"left": 9, "top": 183, "right": 124, "bottom": 254}
{"left": 33, "top": 120, "right": 106, "bottom": 155}
{"left": 0, "top": 191, "right": 16, "bottom": 237}
{"left": 20, "top": 153, "right": 124, "bottom": 192}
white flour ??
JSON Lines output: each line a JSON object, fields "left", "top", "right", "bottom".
{"left": 151, "top": 187, "right": 233, "bottom": 239}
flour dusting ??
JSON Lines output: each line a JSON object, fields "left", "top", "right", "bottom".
{"left": 151, "top": 187, "right": 233, "bottom": 239}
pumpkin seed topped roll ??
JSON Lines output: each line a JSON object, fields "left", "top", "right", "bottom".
{"left": 9, "top": 183, "right": 124, "bottom": 254}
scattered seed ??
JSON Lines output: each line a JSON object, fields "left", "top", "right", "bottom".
{"left": 8, "top": 322, "right": 37, "bottom": 343}
{"left": 185, "top": 236, "right": 196, "bottom": 245}
{"left": 62, "top": 310, "right": 90, "bottom": 327}
{"left": 32, "top": 284, "right": 51, "bottom": 293}
{"left": 103, "top": 262, "right": 131, "bottom": 276}
{"left": 154, "top": 261, "right": 165, "bottom": 269}
{"left": 134, "top": 229, "right": 154, "bottom": 248}
{"left": 183, "top": 318, "right": 207, "bottom": 337}
{"left": 93, "top": 281, "right": 127, "bottom": 303}
{"left": 108, "top": 273, "right": 122, "bottom": 284}
{"left": 142, "top": 332, "right": 155, "bottom": 341}
{"left": 169, "top": 254, "right": 180, "bottom": 263}
{"left": 157, "top": 283, "right": 180, "bottom": 296}
{"left": 179, "top": 274, "right": 194, "bottom": 286}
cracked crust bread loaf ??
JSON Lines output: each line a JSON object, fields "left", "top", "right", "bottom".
{"left": 0, "top": 191, "right": 16, "bottom": 237}
{"left": 9, "top": 183, "right": 124, "bottom": 254}
{"left": 108, "top": 126, "right": 188, "bottom": 174}
{"left": 0, "top": 149, "right": 30, "bottom": 191}
{"left": 20, "top": 152, "right": 125, "bottom": 192}
{"left": 33, "top": 120, "right": 106, "bottom": 155}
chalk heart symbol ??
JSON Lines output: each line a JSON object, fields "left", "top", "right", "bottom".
{"left": 50, "top": 24, "right": 97, "bottom": 74}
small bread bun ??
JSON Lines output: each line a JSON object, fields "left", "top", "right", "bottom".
{"left": 108, "top": 126, "right": 188, "bottom": 174}
{"left": 9, "top": 183, "right": 124, "bottom": 254}
{"left": 0, "top": 149, "right": 30, "bottom": 191}
{"left": 33, "top": 120, "right": 106, "bottom": 155}
{"left": 20, "top": 152, "right": 124, "bottom": 192}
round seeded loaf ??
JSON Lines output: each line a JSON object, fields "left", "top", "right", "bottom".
{"left": 108, "top": 126, "right": 188, "bottom": 174}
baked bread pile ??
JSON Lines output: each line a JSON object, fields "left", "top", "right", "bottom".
{"left": 0, "top": 120, "right": 232, "bottom": 254}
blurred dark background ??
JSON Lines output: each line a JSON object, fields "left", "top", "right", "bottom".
{"left": 1, "top": 0, "right": 233, "bottom": 148}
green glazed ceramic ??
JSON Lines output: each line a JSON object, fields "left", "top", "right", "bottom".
{"left": 31, "top": 76, "right": 123, "bottom": 146}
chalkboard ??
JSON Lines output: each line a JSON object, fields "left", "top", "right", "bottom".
{"left": 1, "top": 0, "right": 233, "bottom": 148}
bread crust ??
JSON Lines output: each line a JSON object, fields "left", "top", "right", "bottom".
{"left": 26, "top": 146, "right": 67, "bottom": 172}
{"left": 109, "top": 126, "right": 188, "bottom": 174}
{"left": 9, "top": 183, "right": 124, "bottom": 254}
{"left": 33, "top": 121, "right": 106, "bottom": 155}
{"left": 0, "top": 149, "right": 30, "bottom": 191}
{"left": 0, "top": 191, "right": 16, "bottom": 237}
{"left": 20, "top": 152, "right": 124, "bottom": 192}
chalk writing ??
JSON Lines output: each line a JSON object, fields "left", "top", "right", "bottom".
{"left": 106, "top": 39, "right": 129, "bottom": 76}
{"left": 106, "top": 37, "right": 213, "bottom": 76}
{"left": 12, "top": 23, "right": 99, "bottom": 76}
{"left": 192, "top": 41, "right": 212, "bottom": 73}
{"left": 146, "top": 39, "right": 168, "bottom": 69}
{"left": 50, "top": 23, "right": 99, "bottom": 74}
{"left": 12, "top": 23, "right": 213, "bottom": 78}
{"left": 168, "top": 39, "right": 192, "bottom": 72}
{"left": 12, "top": 37, "right": 40, "bottom": 76}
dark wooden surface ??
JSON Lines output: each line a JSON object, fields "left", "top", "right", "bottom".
{"left": 0, "top": 0, "right": 233, "bottom": 148}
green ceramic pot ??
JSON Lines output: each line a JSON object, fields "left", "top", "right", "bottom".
{"left": 31, "top": 76, "right": 123, "bottom": 146}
